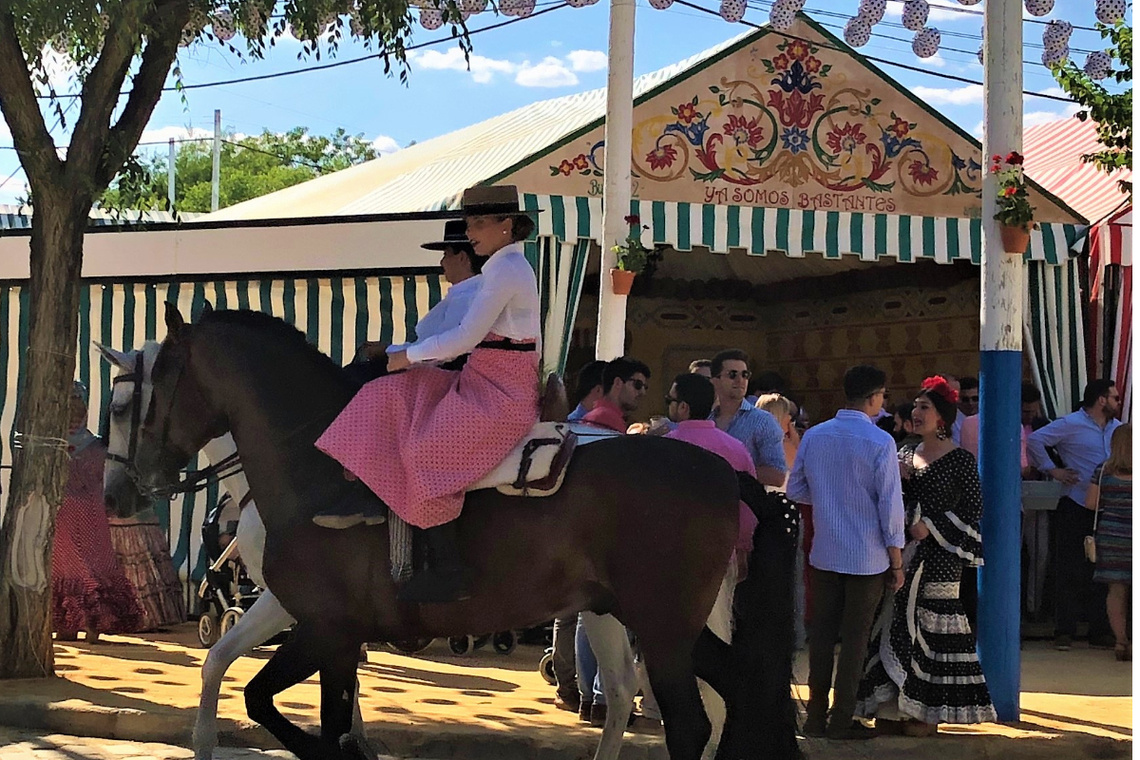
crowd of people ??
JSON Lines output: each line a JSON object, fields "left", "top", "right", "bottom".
{"left": 549, "top": 353, "right": 1131, "bottom": 739}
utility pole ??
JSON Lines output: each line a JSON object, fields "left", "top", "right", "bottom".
{"left": 976, "top": 0, "right": 1023, "bottom": 722}
{"left": 167, "top": 138, "right": 176, "bottom": 212}
{"left": 595, "top": 0, "right": 636, "bottom": 361}
{"left": 211, "top": 109, "right": 221, "bottom": 212}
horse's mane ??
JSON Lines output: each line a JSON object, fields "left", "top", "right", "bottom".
{"left": 197, "top": 309, "right": 347, "bottom": 381}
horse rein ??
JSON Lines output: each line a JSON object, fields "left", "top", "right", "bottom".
{"left": 108, "top": 350, "right": 246, "bottom": 500}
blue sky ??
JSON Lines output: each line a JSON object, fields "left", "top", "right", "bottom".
{"left": 0, "top": 0, "right": 1116, "bottom": 204}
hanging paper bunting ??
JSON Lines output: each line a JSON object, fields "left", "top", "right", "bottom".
{"left": 956, "top": 0, "right": 981, "bottom": 5}
{"left": 912, "top": 26, "right": 940, "bottom": 58}
{"left": 844, "top": 16, "right": 872, "bottom": 47}
{"left": 1023, "top": 0, "right": 1054, "bottom": 16}
{"left": 720, "top": 0, "right": 746, "bottom": 23}
{"left": 858, "top": 0, "right": 886, "bottom": 25}
{"left": 1042, "top": 19, "right": 1072, "bottom": 43}
{"left": 515, "top": 0, "right": 536, "bottom": 19}
{"left": 1084, "top": 50, "right": 1113, "bottom": 79}
{"left": 461, "top": 0, "right": 488, "bottom": 12}
{"left": 783, "top": 0, "right": 806, "bottom": 10}
{"left": 768, "top": 2, "right": 796, "bottom": 30}
{"left": 211, "top": 9, "right": 237, "bottom": 42}
{"left": 648, "top": 0, "right": 675, "bottom": 8}
{"left": 901, "top": 0, "right": 929, "bottom": 32}
{"left": 1095, "top": 0, "right": 1126, "bottom": 24}
{"left": 420, "top": 7, "right": 444, "bottom": 28}
{"left": 976, "top": 44, "right": 983, "bottom": 65}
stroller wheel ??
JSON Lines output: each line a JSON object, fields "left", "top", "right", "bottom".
{"left": 492, "top": 631, "right": 516, "bottom": 655}
{"left": 389, "top": 638, "right": 434, "bottom": 655}
{"left": 539, "top": 650, "right": 557, "bottom": 686}
{"left": 220, "top": 607, "right": 244, "bottom": 637}
{"left": 448, "top": 635, "right": 475, "bottom": 656}
{"left": 198, "top": 612, "right": 221, "bottom": 648}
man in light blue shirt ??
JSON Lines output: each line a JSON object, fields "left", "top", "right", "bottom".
{"left": 786, "top": 364, "right": 905, "bottom": 741}
{"left": 1026, "top": 378, "right": 1121, "bottom": 650}
{"left": 709, "top": 349, "right": 786, "bottom": 488}
{"left": 566, "top": 360, "right": 606, "bottom": 422}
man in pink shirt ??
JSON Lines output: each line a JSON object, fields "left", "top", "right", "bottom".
{"left": 664, "top": 373, "right": 759, "bottom": 560}
{"left": 582, "top": 357, "right": 651, "bottom": 433}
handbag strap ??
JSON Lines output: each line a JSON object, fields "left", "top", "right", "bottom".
{"left": 1092, "top": 466, "right": 1105, "bottom": 533}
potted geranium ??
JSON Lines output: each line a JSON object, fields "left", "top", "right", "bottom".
{"left": 991, "top": 151, "right": 1036, "bottom": 254}
{"left": 611, "top": 214, "right": 651, "bottom": 295}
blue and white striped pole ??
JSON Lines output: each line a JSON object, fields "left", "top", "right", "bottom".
{"left": 977, "top": 0, "right": 1022, "bottom": 722}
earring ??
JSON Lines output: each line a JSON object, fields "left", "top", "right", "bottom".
{"left": 936, "top": 424, "right": 949, "bottom": 441}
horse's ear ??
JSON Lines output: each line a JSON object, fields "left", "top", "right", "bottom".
{"left": 200, "top": 300, "right": 214, "bottom": 316}
{"left": 164, "top": 302, "right": 186, "bottom": 340}
{"left": 94, "top": 341, "right": 133, "bottom": 370}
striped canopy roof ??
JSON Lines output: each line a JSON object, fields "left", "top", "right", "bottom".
{"left": 1023, "top": 117, "right": 1131, "bottom": 224}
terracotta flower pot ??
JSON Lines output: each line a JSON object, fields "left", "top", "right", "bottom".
{"left": 610, "top": 268, "right": 636, "bottom": 296}
{"left": 999, "top": 224, "right": 1031, "bottom": 255}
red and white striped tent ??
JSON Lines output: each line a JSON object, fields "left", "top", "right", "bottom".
{"left": 1024, "top": 116, "right": 1132, "bottom": 420}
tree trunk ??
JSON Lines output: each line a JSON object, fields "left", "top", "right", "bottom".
{"left": 0, "top": 188, "right": 91, "bottom": 678}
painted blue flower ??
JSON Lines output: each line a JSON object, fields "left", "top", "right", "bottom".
{"left": 781, "top": 127, "right": 810, "bottom": 155}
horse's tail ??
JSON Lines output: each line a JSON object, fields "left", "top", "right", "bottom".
{"left": 710, "top": 471, "right": 803, "bottom": 760}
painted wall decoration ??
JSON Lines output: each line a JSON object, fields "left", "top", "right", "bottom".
{"left": 510, "top": 20, "right": 1077, "bottom": 223}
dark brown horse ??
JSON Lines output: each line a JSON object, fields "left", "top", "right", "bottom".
{"left": 132, "top": 304, "right": 748, "bottom": 760}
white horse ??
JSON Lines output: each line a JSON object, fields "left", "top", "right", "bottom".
{"left": 98, "top": 339, "right": 731, "bottom": 760}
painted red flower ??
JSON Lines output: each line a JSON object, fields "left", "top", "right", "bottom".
{"left": 645, "top": 144, "right": 678, "bottom": 171}
{"left": 1006, "top": 151, "right": 1024, "bottom": 165}
{"left": 889, "top": 116, "right": 911, "bottom": 137}
{"left": 767, "top": 89, "right": 825, "bottom": 129}
{"left": 676, "top": 102, "right": 698, "bottom": 124}
{"left": 573, "top": 153, "right": 589, "bottom": 170}
{"left": 557, "top": 159, "right": 575, "bottom": 176}
{"left": 786, "top": 40, "right": 810, "bottom": 61}
{"left": 724, "top": 114, "right": 765, "bottom": 148}
{"left": 825, "top": 122, "right": 867, "bottom": 155}
{"left": 908, "top": 159, "right": 939, "bottom": 186}
{"left": 803, "top": 56, "right": 822, "bottom": 74}
{"left": 771, "top": 53, "right": 790, "bottom": 71}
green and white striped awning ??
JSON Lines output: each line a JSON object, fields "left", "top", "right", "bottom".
{"left": 523, "top": 194, "right": 1082, "bottom": 266}
{"left": 0, "top": 272, "right": 443, "bottom": 610}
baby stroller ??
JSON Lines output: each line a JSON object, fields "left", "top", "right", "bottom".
{"left": 196, "top": 492, "right": 263, "bottom": 648}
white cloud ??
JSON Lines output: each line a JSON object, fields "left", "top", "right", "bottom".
{"left": 566, "top": 49, "right": 607, "bottom": 73}
{"left": 1024, "top": 104, "right": 1080, "bottom": 127}
{"left": 515, "top": 57, "right": 578, "bottom": 87}
{"left": 371, "top": 134, "right": 400, "bottom": 154}
{"left": 410, "top": 46, "right": 516, "bottom": 84}
{"left": 911, "top": 83, "right": 983, "bottom": 105}
{"left": 925, "top": 51, "right": 947, "bottom": 69}
{"left": 408, "top": 46, "right": 606, "bottom": 87}
{"left": 140, "top": 125, "right": 214, "bottom": 145}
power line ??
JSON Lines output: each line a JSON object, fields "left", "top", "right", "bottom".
{"left": 673, "top": 0, "right": 1079, "bottom": 103}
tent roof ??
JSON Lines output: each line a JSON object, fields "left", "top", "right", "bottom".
{"left": 1023, "top": 116, "right": 1131, "bottom": 224}
{"left": 205, "top": 33, "right": 749, "bottom": 221}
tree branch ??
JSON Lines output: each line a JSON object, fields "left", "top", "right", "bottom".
{"left": 0, "top": 8, "right": 61, "bottom": 186}
{"left": 95, "top": 1, "right": 190, "bottom": 191}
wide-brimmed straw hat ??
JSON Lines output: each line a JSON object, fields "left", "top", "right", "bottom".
{"left": 421, "top": 219, "right": 475, "bottom": 253}
{"left": 460, "top": 185, "right": 541, "bottom": 217}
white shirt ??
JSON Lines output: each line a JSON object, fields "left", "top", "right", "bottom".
{"left": 388, "top": 275, "right": 481, "bottom": 360}
{"left": 405, "top": 242, "right": 540, "bottom": 364}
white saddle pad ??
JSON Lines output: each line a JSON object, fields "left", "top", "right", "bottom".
{"left": 470, "top": 421, "right": 620, "bottom": 496}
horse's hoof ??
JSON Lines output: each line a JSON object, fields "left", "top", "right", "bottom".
{"left": 339, "top": 733, "right": 378, "bottom": 760}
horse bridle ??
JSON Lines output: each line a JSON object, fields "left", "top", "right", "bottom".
{"left": 108, "top": 351, "right": 243, "bottom": 499}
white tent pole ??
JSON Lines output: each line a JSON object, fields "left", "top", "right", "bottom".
{"left": 595, "top": 0, "right": 636, "bottom": 361}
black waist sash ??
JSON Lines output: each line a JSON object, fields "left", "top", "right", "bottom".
{"left": 475, "top": 339, "right": 537, "bottom": 352}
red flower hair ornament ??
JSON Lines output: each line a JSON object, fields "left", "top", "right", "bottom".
{"left": 921, "top": 376, "right": 959, "bottom": 405}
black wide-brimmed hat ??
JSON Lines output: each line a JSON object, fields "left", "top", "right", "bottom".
{"left": 460, "top": 184, "right": 542, "bottom": 217}
{"left": 421, "top": 219, "right": 475, "bottom": 252}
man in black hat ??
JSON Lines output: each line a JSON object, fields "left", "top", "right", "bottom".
{"left": 345, "top": 219, "right": 485, "bottom": 384}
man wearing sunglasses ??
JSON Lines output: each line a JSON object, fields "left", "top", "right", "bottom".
{"left": 582, "top": 357, "right": 652, "bottom": 433}
{"left": 709, "top": 349, "right": 787, "bottom": 488}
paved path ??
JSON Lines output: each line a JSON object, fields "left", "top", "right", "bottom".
{"left": 0, "top": 728, "right": 300, "bottom": 759}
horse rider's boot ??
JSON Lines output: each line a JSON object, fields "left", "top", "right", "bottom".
{"left": 397, "top": 522, "right": 473, "bottom": 603}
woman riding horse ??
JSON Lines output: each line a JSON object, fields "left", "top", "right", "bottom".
{"left": 314, "top": 185, "right": 541, "bottom": 604}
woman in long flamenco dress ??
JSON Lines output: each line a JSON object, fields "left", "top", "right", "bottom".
{"left": 313, "top": 185, "right": 541, "bottom": 604}
{"left": 855, "top": 377, "right": 997, "bottom": 736}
